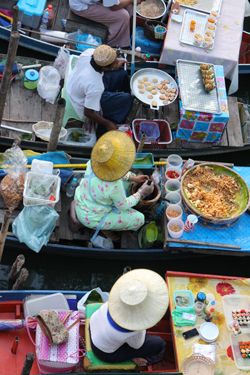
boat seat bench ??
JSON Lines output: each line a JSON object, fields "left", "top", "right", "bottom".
{"left": 66, "top": 10, "right": 108, "bottom": 44}
{"left": 84, "top": 303, "right": 136, "bottom": 371}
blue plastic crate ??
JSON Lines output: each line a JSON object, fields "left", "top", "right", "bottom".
{"left": 76, "top": 35, "right": 102, "bottom": 51}
{"left": 17, "top": 0, "right": 46, "bottom": 28}
{"left": 132, "top": 153, "right": 154, "bottom": 169}
{"left": 130, "top": 26, "right": 163, "bottom": 55}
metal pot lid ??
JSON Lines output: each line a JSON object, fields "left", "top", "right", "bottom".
{"left": 25, "top": 69, "right": 40, "bottom": 81}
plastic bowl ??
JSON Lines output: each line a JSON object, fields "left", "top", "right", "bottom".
{"left": 167, "top": 218, "right": 184, "bottom": 238}
{"left": 165, "top": 191, "right": 182, "bottom": 207}
{"left": 166, "top": 154, "right": 183, "bottom": 169}
{"left": 166, "top": 166, "right": 181, "bottom": 181}
{"left": 165, "top": 179, "right": 181, "bottom": 194}
{"left": 174, "top": 290, "right": 195, "bottom": 309}
{"left": 166, "top": 204, "right": 183, "bottom": 221}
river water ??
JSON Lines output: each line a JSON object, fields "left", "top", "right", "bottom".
{"left": 0, "top": 17, "right": 250, "bottom": 290}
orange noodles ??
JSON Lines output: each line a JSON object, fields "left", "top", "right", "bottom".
{"left": 183, "top": 165, "right": 242, "bottom": 218}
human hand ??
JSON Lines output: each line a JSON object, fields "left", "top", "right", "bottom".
{"left": 137, "top": 180, "right": 154, "bottom": 199}
{"left": 131, "top": 175, "right": 149, "bottom": 184}
{"left": 105, "top": 121, "right": 117, "bottom": 131}
{"left": 115, "top": 59, "right": 129, "bottom": 69}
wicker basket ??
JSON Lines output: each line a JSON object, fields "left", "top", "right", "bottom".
{"left": 143, "top": 20, "right": 166, "bottom": 41}
{"left": 181, "top": 354, "right": 214, "bottom": 375}
{"left": 32, "top": 121, "right": 67, "bottom": 142}
{"left": 181, "top": 163, "right": 250, "bottom": 227}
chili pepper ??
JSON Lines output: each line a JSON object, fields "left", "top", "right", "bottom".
{"left": 166, "top": 170, "right": 180, "bottom": 179}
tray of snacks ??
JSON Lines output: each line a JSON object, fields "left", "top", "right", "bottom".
{"left": 173, "top": 0, "right": 222, "bottom": 15}
{"left": 130, "top": 68, "right": 178, "bottom": 109}
{"left": 230, "top": 332, "right": 250, "bottom": 371}
{"left": 180, "top": 10, "right": 217, "bottom": 50}
{"left": 176, "top": 59, "right": 221, "bottom": 114}
{"left": 222, "top": 294, "right": 250, "bottom": 331}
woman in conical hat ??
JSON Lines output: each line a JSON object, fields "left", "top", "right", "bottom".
{"left": 89, "top": 269, "right": 169, "bottom": 366}
{"left": 74, "top": 131, "right": 154, "bottom": 242}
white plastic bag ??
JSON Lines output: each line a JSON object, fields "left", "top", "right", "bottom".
{"left": 77, "top": 288, "right": 109, "bottom": 313}
{"left": 53, "top": 45, "right": 70, "bottom": 78}
{"left": 37, "top": 66, "right": 61, "bottom": 104}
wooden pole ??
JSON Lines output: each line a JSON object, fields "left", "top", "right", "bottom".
{"left": 137, "top": 134, "right": 146, "bottom": 153}
{"left": 47, "top": 98, "right": 66, "bottom": 152}
{"left": 167, "top": 238, "right": 241, "bottom": 250}
{"left": 8, "top": 254, "right": 25, "bottom": 280}
{"left": 12, "top": 268, "right": 29, "bottom": 290}
{"left": 0, "top": 210, "right": 11, "bottom": 263}
{"left": 0, "top": 7, "right": 20, "bottom": 126}
{"left": 21, "top": 353, "right": 35, "bottom": 375}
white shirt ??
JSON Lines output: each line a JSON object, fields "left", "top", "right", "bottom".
{"left": 90, "top": 302, "right": 146, "bottom": 353}
{"left": 69, "top": 0, "right": 119, "bottom": 11}
{"left": 67, "top": 49, "right": 104, "bottom": 119}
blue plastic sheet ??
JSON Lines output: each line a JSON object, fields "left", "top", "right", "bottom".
{"left": 169, "top": 167, "right": 250, "bottom": 252}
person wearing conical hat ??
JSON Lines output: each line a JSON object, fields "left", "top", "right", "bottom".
{"left": 89, "top": 269, "right": 169, "bottom": 367}
{"left": 74, "top": 131, "right": 154, "bottom": 242}
{"left": 67, "top": 45, "right": 133, "bottom": 137}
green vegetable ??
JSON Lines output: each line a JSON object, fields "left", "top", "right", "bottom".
{"left": 170, "top": 123, "right": 177, "bottom": 130}
{"left": 72, "top": 131, "right": 80, "bottom": 142}
{"left": 167, "top": 187, "right": 176, "bottom": 191}
{"left": 85, "top": 290, "right": 103, "bottom": 305}
{"left": 20, "top": 134, "right": 32, "bottom": 140}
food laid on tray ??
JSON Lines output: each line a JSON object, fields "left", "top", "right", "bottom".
{"left": 200, "top": 64, "right": 215, "bottom": 91}
{"left": 182, "top": 165, "right": 244, "bottom": 218}
{"left": 238, "top": 342, "right": 250, "bottom": 358}
{"left": 137, "top": 76, "right": 177, "bottom": 105}
{"left": 232, "top": 309, "right": 250, "bottom": 326}
{"left": 137, "top": 0, "right": 165, "bottom": 18}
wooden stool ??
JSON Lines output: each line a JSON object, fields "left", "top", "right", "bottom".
{"left": 66, "top": 10, "right": 108, "bottom": 44}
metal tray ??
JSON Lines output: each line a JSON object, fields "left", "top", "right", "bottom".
{"left": 130, "top": 68, "right": 178, "bottom": 110}
{"left": 180, "top": 10, "right": 216, "bottom": 50}
{"left": 176, "top": 59, "right": 222, "bottom": 114}
{"left": 173, "top": 0, "right": 222, "bottom": 14}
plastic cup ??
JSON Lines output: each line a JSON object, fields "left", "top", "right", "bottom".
{"left": 166, "top": 204, "right": 183, "bottom": 221}
{"left": 205, "top": 29, "right": 215, "bottom": 38}
{"left": 166, "top": 154, "right": 183, "bottom": 169}
{"left": 184, "top": 214, "right": 198, "bottom": 232}
{"left": 207, "top": 15, "right": 217, "bottom": 25}
{"left": 165, "top": 192, "right": 182, "bottom": 207}
{"left": 167, "top": 218, "right": 184, "bottom": 239}
{"left": 165, "top": 179, "right": 181, "bottom": 194}
{"left": 194, "top": 301, "right": 204, "bottom": 315}
{"left": 210, "top": 10, "right": 219, "bottom": 18}
{"left": 193, "top": 33, "right": 204, "bottom": 46}
{"left": 207, "top": 23, "right": 216, "bottom": 31}
{"left": 165, "top": 166, "right": 181, "bottom": 181}
{"left": 203, "top": 36, "right": 213, "bottom": 49}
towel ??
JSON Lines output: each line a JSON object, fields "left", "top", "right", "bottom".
{"left": 171, "top": 308, "right": 196, "bottom": 326}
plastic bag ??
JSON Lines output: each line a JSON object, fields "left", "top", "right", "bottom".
{"left": 85, "top": 34, "right": 101, "bottom": 46}
{"left": 37, "top": 66, "right": 61, "bottom": 104}
{"left": 26, "top": 174, "right": 57, "bottom": 201}
{"left": 67, "top": 29, "right": 83, "bottom": 45}
{"left": 182, "top": 158, "right": 195, "bottom": 176}
{"left": 0, "top": 143, "right": 27, "bottom": 212}
{"left": 53, "top": 45, "right": 70, "bottom": 79}
{"left": 152, "top": 167, "right": 161, "bottom": 184}
{"left": 12, "top": 205, "right": 59, "bottom": 252}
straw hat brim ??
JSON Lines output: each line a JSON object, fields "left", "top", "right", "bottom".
{"left": 108, "top": 269, "right": 169, "bottom": 331}
{"left": 91, "top": 131, "right": 136, "bottom": 182}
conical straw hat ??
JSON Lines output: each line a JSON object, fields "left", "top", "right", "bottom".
{"left": 108, "top": 269, "right": 169, "bottom": 331}
{"left": 91, "top": 131, "right": 136, "bottom": 182}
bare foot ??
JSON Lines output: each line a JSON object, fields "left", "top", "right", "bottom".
{"left": 132, "top": 358, "right": 148, "bottom": 367}
{"left": 101, "top": 230, "right": 120, "bottom": 242}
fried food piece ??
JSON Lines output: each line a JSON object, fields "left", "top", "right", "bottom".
{"left": 147, "top": 94, "right": 153, "bottom": 99}
{"left": 157, "top": 84, "right": 163, "bottom": 90}
{"left": 171, "top": 88, "right": 177, "bottom": 93}
{"left": 144, "top": 82, "right": 150, "bottom": 86}
{"left": 139, "top": 89, "right": 145, "bottom": 94}
{"left": 164, "top": 79, "right": 170, "bottom": 84}
{"left": 146, "top": 86, "right": 152, "bottom": 91}
{"left": 138, "top": 79, "right": 144, "bottom": 84}
{"left": 152, "top": 78, "right": 158, "bottom": 83}
{"left": 159, "top": 95, "right": 165, "bottom": 100}
{"left": 163, "top": 99, "right": 168, "bottom": 104}
{"left": 143, "top": 77, "right": 149, "bottom": 81}
{"left": 200, "top": 64, "right": 210, "bottom": 70}
{"left": 205, "top": 83, "right": 215, "bottom": 91}
{"left": 152, "top": 101, "right": 157, "bottom": 106}
{"left": 137, "top": 84, "right": 144, "bottom": 89}
{"left": 160, "top": 89, "right": 165, "bottom": 94}
{"left": 151, "top": 84, "right": 156, "bottom": 89}
{"left": 167, "top": 88, "right": 172, "bottom": 92}
{"left": 151, "top": 90, "right": 157, "bottom": 95}
{"left": 163, "top": 85, "right": 168, "bottom": 90}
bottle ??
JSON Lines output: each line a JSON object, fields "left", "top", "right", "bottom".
{"left": 135, "top": 46, "right": 141, "bottom": 53}
{"left": 205, "top": 307, "right": 215, "bottom": 322}
{"left": 205, "top": 300, "right": 215, "bottom": 314}
{"left": 43, "top": 5, "right": 54, "bottom": 28}
{"left": 195, "top": 292, "right": 206, "bottom": 303}
{"left": 66, "top": 178, "right": 78, "bottom": 197}
{"left": 40, "top": 11, "right": 49, "bottom": 33}
{"left": 62, "top": 19, "right": 67, "bottom": 28}
{"left": 205, "top": 293, "right": 215, "bottom": 305}
{"left": 145, "top": 53, "right": 152, "bottom": 61}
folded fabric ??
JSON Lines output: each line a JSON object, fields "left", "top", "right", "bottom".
{"left": 171, "top": 307, "right": 196, "bottom": 326}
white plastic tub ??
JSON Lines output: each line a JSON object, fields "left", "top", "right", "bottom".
{"left": 23, "top": 172, "right": 61, "bottom": 207}
{"left": 167, "top": 218, "right": 184, "bottom": 238}
{"left": 222, "top": 294, "right": 250, "bottom": 330}
{"left": 23, "top": 293, "right": 69, "bottom": 318}
{"left": 165, "top": 166, "right": 181, "bottom": 181}
{"left": 165, "top": 191, "right": 182, "bottom": 207}
{"left": 166, "top": 154, "right": 183, "bottom": 169}
{"left": 230, "top": 331, "right": 250, "bottom": 371}
{"left": 166, "top": 204, "right": 183, "bottom": 221}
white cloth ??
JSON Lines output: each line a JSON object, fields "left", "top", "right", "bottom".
{"left": 67, "top": 48, "right": 104, "bottom": 119}
{"left": 90, "top": 302, "right": 146, "bottom": 353}
{"left": 69, "top": 0, "right": 119, "bottom": 11}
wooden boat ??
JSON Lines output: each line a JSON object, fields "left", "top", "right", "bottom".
{"left": 0, "top": 53, "right": 249, "bottom": 159}
{"left": 239, "top": 31, "right": 250, "bottom": 73}
{"left": 0, "top": 289, "right": 180, "bottom": 375}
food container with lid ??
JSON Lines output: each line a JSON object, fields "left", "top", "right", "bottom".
{"left": 23, "top": 69, "right": 40, "bottom": 90}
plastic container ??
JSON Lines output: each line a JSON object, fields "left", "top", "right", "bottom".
{"left": 165, "top": 179, "right": 180, "bottom": 194}
{"left": 210, "top": 10, "right": 219, "bottom": 18}
{"left": 132, "top": 153, "right": 154, "bottom": 169}
{"left": 165, "top": 166, "right": 181, "bottom": 181}
{"left": 138, "top": 121, "right": 160, "bottom": 141}
{"left": 230, "top": 332, "right": 250, "bottom": 371}
{"left": 23, "top": 292, "right": 69, "bottom": 318}
{"left": 222, "top": 294, "right": 250, "bottom": 331}
{"left": 43, "top": 4, "right": 54, "bottom": 28}
{"left": 23, "top": 69, "right": 39, "bottom": 90}
{"left": 203, "top": 36, "right": 213, "bottom": 49}
{"left": 193, "top": 33, "right": 204, "bottom": 46}
{"left": 130, "top": 27, "right": 163, "bottom": 55}
{"left": 76, "top": 34, "right": 102, "bottom": 51}
{"left": 166, "top": 204, "right": 183, "bottom": 221}
{"left": 206, "top": 293, "right": 215, "bottom": 304}
{"left": 194, "top": 301, "right": 204, "bottom": 315}
{"left": 58, "top": 128, "right": 96, "bottom": 148}
{"left": 167, "top": 154, "right": 183, "bottom": 169}
{"left": 167, "top": 218, "right": 184, "bottom": 239}
{"left": 31, "top": 159, "right": 53, "bottom": 175}
{"left": 77, "top": 288, "right": 109, "bottom": 314}
{"left": 92, "top": 235, "right": 114, "bottom": 249}
{"left": 17, "top": 0, "right": 47, "bottom": 28}
{"left": 174, "top": 290, "right": 195, "bottom": 309}
{"left": 66, "top": 177, "right": 78, "bottom": 198}
{"left": 132, "top": 119, "right": 172, "bottom": 149}
{"left": 165, "top": 191, "right": 182, "bottom": 207}
{"left": 23, "top": 172, "right": 61, "bottom": 207}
